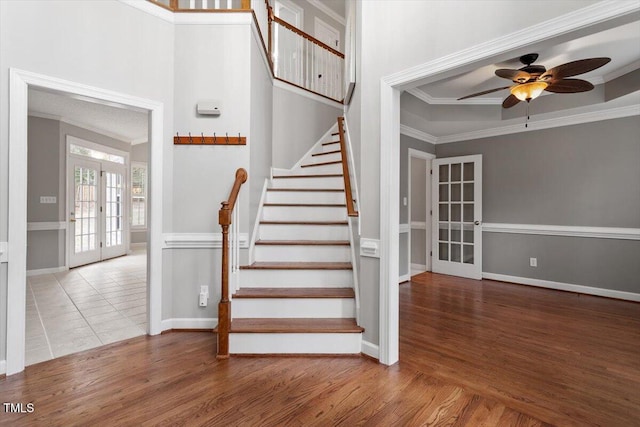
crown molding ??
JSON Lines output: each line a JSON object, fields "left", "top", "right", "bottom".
{"left": 28, "top": 111, "right": 143, "bottom": 144}
{"left": 383, "top": 0, "right": 640, "bottom": 88}
{"left": 406, "top": 88, "right": 503, "bottom": 105}
{"left": 399, "top": 124, "right": 437, "bottom": 144}
{"left": 436, "top": 104, "right": 640, "bottom": 144}
{"left": 604, "top": 59, "right": 640, "bottom": 82}
{"left": 307, "top": 0, "right": 345, "bottom": 25}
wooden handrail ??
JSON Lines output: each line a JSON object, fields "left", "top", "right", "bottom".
{"left": 217, "top": 168, "right": 248, "bottom": 359}
{"left": 337, "top": 117, "right": 358, "bottom": 217}
{"left": 272, "top": 15, "right": 344, "bottom": 58}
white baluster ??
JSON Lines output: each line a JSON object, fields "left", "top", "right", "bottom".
{"left": 189, "top": 0, "right": 195, "bottom": 9}
{"left": 214, "top": 0, "right": 220, "bottom": 8}
{"left": 226, "top": 0, "right": 232, "bottom": 9}
{"left": 202, "top": 0, "right": 208, "bottom": 8}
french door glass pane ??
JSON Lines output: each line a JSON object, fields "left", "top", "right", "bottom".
{"left": 105, "top": 171, "right": 124, "bottom": 248}
{"left": 74, "top": 166, "right": 98, "bottom": 254}
{"left": 437, "top": 160, "right": 477, "bottom": 265}
{"left": 463, "top": 162, "right": 474, "bottom": 181}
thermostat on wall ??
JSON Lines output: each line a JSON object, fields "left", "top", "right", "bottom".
{"left": 197, "top": 100, "right": 221, "bottom": 116}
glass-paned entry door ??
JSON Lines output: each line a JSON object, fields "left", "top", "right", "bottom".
{"left": 101, "top": 165, "right": 127, "bottom": 260}
{"left": 431, "top": 155, "right": 482, "bottom": 279}
{"left": 68, "top": 158, "right": 128, "bottom": 268}
{"left": 69, "top": 158, "right": 101, "bottom": 267}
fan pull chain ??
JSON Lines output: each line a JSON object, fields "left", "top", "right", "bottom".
{"left": 525, "top": 102, "right": 530, "bottom": 128}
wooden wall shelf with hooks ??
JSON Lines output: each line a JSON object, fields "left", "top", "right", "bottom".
{"left": 173, "top": 135, "right": 246, "bottom": 145}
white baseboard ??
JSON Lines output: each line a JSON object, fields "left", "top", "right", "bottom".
{"left": 130, "top": 242, "right": 147, "bottom": 249}
{"left": 483, "top": 272, "right": 640, "bottom": 302}
{"left": 0, "top": 360, "right": 6, "bottom": 375}
{"left": 161, "top": 318, "right": 218, "bottom": 332}
{"left": 27, "top": 266, "right": 67, "bottom": 277}
{"left": 399, "top": 274, "right": 410, "bottom": 283}
{"left": 411, "top": 264, "right": 426, "bottom": 276}
{"left": 361, "top": 340, "right": 379, "bottom": 360}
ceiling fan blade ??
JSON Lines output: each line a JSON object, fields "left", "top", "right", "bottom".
{"left": 545, "top": 78, "right": 594, "bottom": 93}
{"left": 495, "top": 69, "right": 531, "bottom": 83}
{"left": 457, "top": 86, "right": 511, "bottom": 100}
{"left": 539, "top": 57, "right": 611, "bottom": 81}
{"left": 502, "top": 94, "right": 520, "bottom": 108}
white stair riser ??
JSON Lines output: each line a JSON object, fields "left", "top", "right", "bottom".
{"left": 299, "top": 162, "right": 342, "bottom": 175}
{"left": 322, "top": 142, "right": 341, "bottom": 153}
{"left": 254, "top": 244, "right": 351, "bottom": 262}
{"left": 309, "top": 151, "right": 341, "bottom": 163}
{"left": 262, "top": 206, "right": 346, "bottom": 222}
{"left": 239, "top": 269, "right": 353, "bottom": 287}
{"left": 232, "top": 298, "right": 355, "bottom": 318}
{"left": 270, "top": 177, "right": 344, "bottom": 189}
{"left": 229, "top": 332, "right": 362, "bottom": 354}
{"left": 266, "top": 191, "right": 345, "bottom": 204}
{"left": 259, "top": 224, "right": 349, "bottom": 241}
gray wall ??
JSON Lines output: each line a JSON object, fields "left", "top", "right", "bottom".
{"left": 398, "top": 134, "right": 435, "bottom": 276}
{"left": 27, "top": 117, "right": 138, "bottom": 270}
{"left": 272, "top": 86, "right": 342, "bottom": 169}
{"left": 27, "top": 117, "right": 63, "bottom": 270}
{"left": 436, "top": 116, "right": 640, "bottom": 293}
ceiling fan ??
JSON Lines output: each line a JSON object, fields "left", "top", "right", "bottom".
{"left": 458, "top": 53, "right": 611, "bottom": 108}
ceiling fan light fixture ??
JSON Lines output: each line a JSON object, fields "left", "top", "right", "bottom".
{"left": 510, "top": 81, "right": 548, "bottom": 102}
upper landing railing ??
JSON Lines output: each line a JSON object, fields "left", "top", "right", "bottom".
{"left": 148, "top": 0, "right": 345, "bottom": 103}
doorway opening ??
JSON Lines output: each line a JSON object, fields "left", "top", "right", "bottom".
{"left": 24, "top": 91, "right": 150, "bottom": 366}
{"left": 8, "top": 69, "right": 164, "bottom": 375}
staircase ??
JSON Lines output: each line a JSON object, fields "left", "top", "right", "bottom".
{"left": 227, "top": 124, "right": 363, "bottom": 354}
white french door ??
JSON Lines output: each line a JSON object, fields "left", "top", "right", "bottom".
{"left": 68, "top": 157, "right": 127, "bottom": 268}
{"left": 431, "top": 155, "right": 482, "bottom": 279}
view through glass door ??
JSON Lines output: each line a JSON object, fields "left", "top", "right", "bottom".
{"left": 68, "top": 141, "right": 128, "bottom": 268}
{"left": 431, "top": 155, "right": 482, "bottom": 279}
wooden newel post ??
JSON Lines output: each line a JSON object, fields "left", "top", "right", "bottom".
{"left": 217, "top": 201, "right": 232, "bottom": 359}
{"left": 216, "top": 168, "right": 247, "bottom": 359}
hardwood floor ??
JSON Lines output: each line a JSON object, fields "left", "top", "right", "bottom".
{"left": 2, "top": 273, "right": 638, "bottom": 426}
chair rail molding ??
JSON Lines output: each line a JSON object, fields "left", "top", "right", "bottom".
{"left": 482, "top": 223, "right": 640, "bottom": 241}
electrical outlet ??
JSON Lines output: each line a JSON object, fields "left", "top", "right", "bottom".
{"left": 40, "top": 196, "right": 56, "bottom": 204}
{"left": 199, "top": 286, "right": 209, "bottom": 307}
{"left": 530, "top": 257, "right": 537, "bottom": 267}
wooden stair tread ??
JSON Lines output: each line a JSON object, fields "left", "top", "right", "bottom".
{"left": 322, "top": 140, "right": 340, "bottom": 146}
{"left": 301, "top": 160, "right": 342, "bottom": 168}
{"left": 229, "top": 318, "right": 364, "bottom": 333}
{"left": 263, "top": 203, "right": 346, "bottom": 207}
{"left": 241, "top": 262, "right": 352, "bottom": 270}
{"left": 233, "top": 287, "right": 354, "bottom": 298}
{"left": 267, "top": 188, "right": 343, "bottom": 192}
{"left": 312, "top": 150, "right": 341, "bottom": 157}
{"left": 256, "top": 240, "right": 349, "bottom": 246}
{"left": 260, "top": 221, "right": 348, "bottom": 225}
{"left": 272, "top": 173, "right": 342, "bottom": 179}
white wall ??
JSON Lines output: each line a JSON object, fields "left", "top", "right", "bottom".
{"left": 272, "top": 87, "right": 342, "bottom": 169}
{"left": 0, "top": 0, "right": 175, "bottom": 363}
{"left": 170, "top": 22, "right": 252, "bottom": 320}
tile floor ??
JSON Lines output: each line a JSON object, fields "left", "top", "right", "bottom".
{"left": 26, "top": 247, "right": 147, "bottom": 366}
